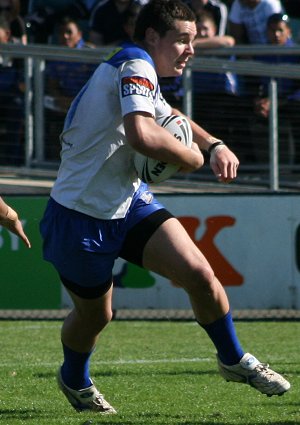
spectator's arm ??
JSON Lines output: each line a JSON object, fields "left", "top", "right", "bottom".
{"left": 89, "top": 30, "right": 104, "bottom": 46}
{"left": 229, "top": 21, "right": 247, "bottom": 44}
{"left": 46, "top": 77, "right": 72, "bottom": 113}
{"left": 193, "top": 35, "right": 235, "bottom": 49}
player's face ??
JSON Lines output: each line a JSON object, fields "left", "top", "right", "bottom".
{"left": 267, "top": 22, "right": 291, "bottom": 45}
{"left": 151, "top": 20, "right": 197, "bottom": 77}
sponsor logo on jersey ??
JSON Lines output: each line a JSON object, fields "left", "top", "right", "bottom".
{"left": 121, "top": 76, "right": 154, "bottom": 99}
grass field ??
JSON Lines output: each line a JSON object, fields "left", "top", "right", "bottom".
{"left": 0, "top": 319, "right": 299, "bottom": 425}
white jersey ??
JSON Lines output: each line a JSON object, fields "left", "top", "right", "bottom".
{"left": 229, "top": 0, "right": 283, "bottom": 44}
{"left": 51, "top": 43, "right": 172, "bottom": 219}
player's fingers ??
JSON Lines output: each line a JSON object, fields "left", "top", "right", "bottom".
{"left": 211, "top": 161, "right": 238, "bottom": 182}
{"left": 223, "top": 158, "right": 239, "bottom": 180}
{"left": 210, "top": 161, "right": 222, "bottom": 180}
{"left": 230, "top": 161, "right": 239, "bottom": 178}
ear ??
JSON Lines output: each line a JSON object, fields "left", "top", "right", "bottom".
{"left": 144, "top": 27, "right": 160, "bottom": 46}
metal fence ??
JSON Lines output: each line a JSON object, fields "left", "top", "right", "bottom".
{"left": 0, "top": 42, "right": 300, "bottom": 191}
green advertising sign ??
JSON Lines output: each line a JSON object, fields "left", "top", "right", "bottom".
{"left": 0, "top": 196, "right": 61, "bottom": 309}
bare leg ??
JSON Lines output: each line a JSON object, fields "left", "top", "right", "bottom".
{"left": 142, "top": 217, "right": 229, "bottom": 324}
{"left": 61, "top": 285, "right": 113, "bottom": 352}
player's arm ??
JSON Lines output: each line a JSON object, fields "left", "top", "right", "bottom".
{"left": 171, "top": 107, "right": 239, "bottom": 183}
{"left": 0, "top": 197, "right": 31, "bottom": 248}
{"left": 124, "top": 111, "right": 204, "bottom": 173}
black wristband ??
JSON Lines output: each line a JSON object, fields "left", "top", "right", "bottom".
{"left": 208, "top": 141, "right": 225, "bottom": 154}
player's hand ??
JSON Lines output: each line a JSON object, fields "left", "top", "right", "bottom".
{"left": 210, "top": 144, "right": 239, "bottom": 183}
{"left": 0, "top": 207, "right": 31, "bottom": 248}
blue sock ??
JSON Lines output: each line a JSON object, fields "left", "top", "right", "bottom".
{"left": 61, "top": 343, "right": 93, "bottom": 390}
{"left": 199, "top": 311, "right": 244, "bottom": 365}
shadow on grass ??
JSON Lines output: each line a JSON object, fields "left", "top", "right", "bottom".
{"left": 33, "top": 369, "right": 218, "bottom": 379}
{"left": 79, "top": 410, "right": 300, "bottom": 425}
{"left": 93, "top": 369, "right": 218, "bottom": 378}
{"left": 83, "top": 421, "right": 300, "bottom": 425}
{"left": 0, "top": 408, "right": 51, "bottom": 419}
{"left": 0, "top": 408, "right": 298, "bottom": 425}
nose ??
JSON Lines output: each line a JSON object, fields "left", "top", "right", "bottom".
{"left": 187, "top": 41, "right": 194, "bottom": 56}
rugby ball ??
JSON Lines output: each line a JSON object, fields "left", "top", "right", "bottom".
{"left": 134, "top": 115, "right": 193, "bottom": 184}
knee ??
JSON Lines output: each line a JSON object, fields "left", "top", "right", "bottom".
{"left": 76, "top": 305, "right": 113, "bottom": 332}
{"left": 175, "top": 263, "right": 216, "bottom": 293}
{"left": 94, "top": 308, "right": 113, "bottom": 331}
{"left": 192, "top": 264, "right": 216, "bottom": 293}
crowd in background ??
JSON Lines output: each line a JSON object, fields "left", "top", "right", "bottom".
{"left": 0, "top": 0, "right": 300, "bottom": 165}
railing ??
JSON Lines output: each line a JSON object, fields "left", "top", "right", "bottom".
{"left": 189, "top": 45, "right": 300, "bottom": 191}
{"left": 0, "top": 43, "right": 300, "bottom": 191}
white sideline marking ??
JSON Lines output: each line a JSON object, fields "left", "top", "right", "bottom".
{"left": 0, "top": 323, "right": 198, "bottom": 331}
{"left": 0, "top": 357, "right": 212, "bottom": 368}
{"left": 97, "top": 357, "right": 212, "bottom": 365}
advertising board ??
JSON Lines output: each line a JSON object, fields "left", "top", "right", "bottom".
{"left": 1, "top": 194, "right": 299, "bottom": 310}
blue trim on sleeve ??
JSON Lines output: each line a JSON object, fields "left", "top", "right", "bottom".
{"left": 105, "top": 42, "right": 155, "bottom": 69}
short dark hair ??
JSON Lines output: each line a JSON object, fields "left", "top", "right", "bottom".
{"left": 121, "top": 1, "right": 142, "bottom": 27}
{"left": 133, "top": 0, "right": 195, "bottom": 42}
{"left": 196, "top": 10, "right": 216, "bottom": 26}
{"left": 0, "top": 16, "right": 10, "bottom": 31}
{"left": 267, "top": 13, "right": 290, "bottom": 27}
{"left": 58, "top": 15, "right": 81, "bottom": 30}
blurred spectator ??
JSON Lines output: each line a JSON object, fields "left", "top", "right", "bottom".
{"left": 0, "top": 0, "right": 26, "bottom": 43}
{"left": 121, "top": 0, "right": 142, "bottom": 41}
{"left": 89, "top": 0, "right": 147, "bottom": 46}
{"left": 227, "top": 0, "right": 286, "bottom": 162}
{"left": 192, "top": 11, "right": 241, "bottom": 154}
{"left": 279, "top": 1, "right": 300, "bottom": 43}
{"left": 25, "top": 6, "right": 57, "bottom": 43}
{"left": 27, "top": 0, "right": 74, "bottom": 15}
{"left": 194, "top": 9, "right": 234, "bottom": 47}
{"left": 251, "top": 13, "right": 300, "bottom": 163}
{"left": 229, "top": 0, "right": 284, "bottom": 44}
{"left": 0, "top": 16, "right": 25, "bottom": 165}
{"left": 281, "top": 0, "right": 300, "bottom": 19}
{"left": 44, "top": 16, "right": 97, "bottom": 159}
{"left": 20, "top": 1, "right": 30, "bottom": 17}
{"left": 186, "top": 0, "right": 228, "bottom": 35}
{"left": 25, "top": 1, "right": 92, "bottom": 43}
{"left": 159, "top": 75, "right": 184, "bottom": 110}
{"left": 80, "top": 0, "right": 99, "bottom": 12}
